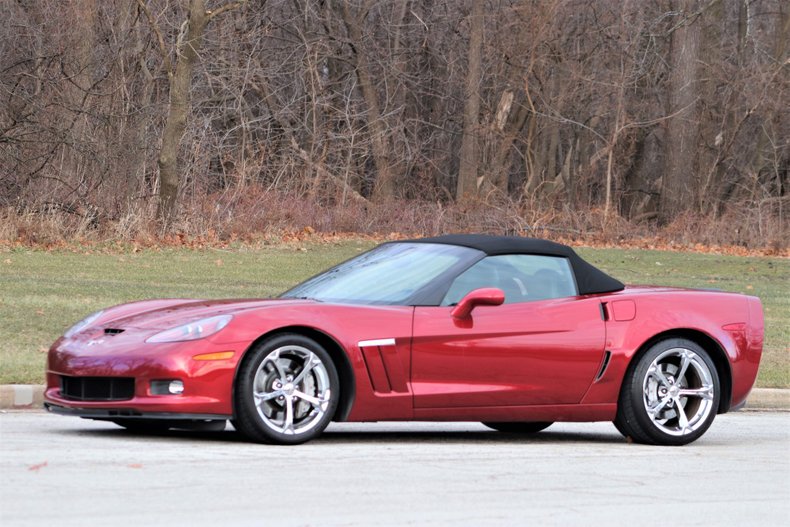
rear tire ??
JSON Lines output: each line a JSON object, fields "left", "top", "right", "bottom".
{"left": 482, "top": 422, "right": 553, "bottom": 434}
{"left": 614, "top": 338, "right": 720, "bottom": 446}
{"left": 233, "top": 334, "right": 339, "bottom": 445}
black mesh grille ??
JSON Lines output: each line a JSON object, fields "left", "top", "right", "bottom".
{"left": 60, "top": 376, "right": 135, "bottom": 401}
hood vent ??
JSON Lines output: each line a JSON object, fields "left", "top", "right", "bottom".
{"left": 104, "top": 328, "right": 125, "bottom": 335}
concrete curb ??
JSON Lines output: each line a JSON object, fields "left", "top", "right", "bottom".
{"left": 744, "top": 388, "right": 790, "bottom": 411}
{"left": 0, "top": 384, "right": 46, "bottom": 409}
{"left": 1, "top": 384, "right": 788, "bottom": 411}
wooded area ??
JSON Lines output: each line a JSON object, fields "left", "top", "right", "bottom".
{"left": 1, "top": 0, "right": 788, "bottom": 246}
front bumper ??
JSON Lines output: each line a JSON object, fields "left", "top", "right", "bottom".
{"left": 45, "top": 333, "right": 245, "bottom": 417}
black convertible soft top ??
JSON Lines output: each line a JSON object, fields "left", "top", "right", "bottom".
{"left": 408, "top": 234, "right": 625, "bottom": 295}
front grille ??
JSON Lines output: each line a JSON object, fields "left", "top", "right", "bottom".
{"left": 60, "top": 376, "right": 135, "bottom": 401}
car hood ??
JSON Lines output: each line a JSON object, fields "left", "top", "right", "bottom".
{"left": 102, "top": 298, "right": 310, "bottom": 331}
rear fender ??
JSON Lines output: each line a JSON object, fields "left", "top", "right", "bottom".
{"left": 581, "top": 292, "right": 759, "bottom": 412}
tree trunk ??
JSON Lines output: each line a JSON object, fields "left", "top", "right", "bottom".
{"left": 157, "top": 0, "right": 209, "bottom": 224}
{"left": 456, "top": 0, "right": 485, "bottom": 200}
{"left": 489, "top": 90, "right": 530, "bottom": 191}
{"left": 339, "top": 1, "right": 394, "bottom": 201}
{"left": 736, "top": 0, "right": 748, "bottom": 65}
{"left": 605, "top": 64, "right": 628, "bottom": 219}
{"left": 660, "top": 0, "right": 702, "bottom": 222}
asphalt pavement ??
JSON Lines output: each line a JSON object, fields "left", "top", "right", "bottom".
{"left": 1, "top": 410, "right": 788, "bottom": 526}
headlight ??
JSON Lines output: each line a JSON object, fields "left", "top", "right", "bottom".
{"left": 146, "top": 315, "right": 232, "bottom": 343}
{"left": 64, "top": 310, "right": 105, "bottom": 338}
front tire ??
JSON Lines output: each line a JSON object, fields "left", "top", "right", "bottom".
{"left": 614, "top": 338, "right": 720, "bottom": 446}
{"left": 233, "top": 334, "right": 339, "bottom": 445}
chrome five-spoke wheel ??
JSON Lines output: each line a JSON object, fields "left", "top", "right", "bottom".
{"left": 252, "top": 345, "right": 332, "bottom": 436}
{"left": 642, "top": 348, "right": 715, "bottom": 437}
{"left": 234, "top": 334, "right": 339, "bottom": 444}
{"left": 615, "top": 338, "right": 720, "bottom": 446}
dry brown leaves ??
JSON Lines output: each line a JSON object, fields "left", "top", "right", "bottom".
{"left": 0, "top": 227, "right": 786, "bottom": 257}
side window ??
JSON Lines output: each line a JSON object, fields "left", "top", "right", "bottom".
{"left": 441, "top": 255, "right": 578, "bottom": 306}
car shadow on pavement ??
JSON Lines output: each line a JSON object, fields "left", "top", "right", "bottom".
{"left": 317, "top": 430, "right": 626, "bottom": 445}
{"left": 58, "top": 424, "right": 627, "bottom": 445}
{"left": 59, "top": 427, "right": 246, "bottom": 443}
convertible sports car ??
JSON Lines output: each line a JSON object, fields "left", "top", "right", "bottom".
{"left": 45, "top": 235, "right": 763, "bottom": 446}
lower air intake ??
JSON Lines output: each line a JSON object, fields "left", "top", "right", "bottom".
{"left": 60, "top": 376, "right": 135, "bottom": 401}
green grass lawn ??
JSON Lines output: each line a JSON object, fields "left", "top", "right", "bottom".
{"left": 0, "top": 241, "right": 787, "bottom": 387}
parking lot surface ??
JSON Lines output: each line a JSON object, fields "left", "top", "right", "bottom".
{"left": 1, "top": 411, "right": 788, "bottom": 526}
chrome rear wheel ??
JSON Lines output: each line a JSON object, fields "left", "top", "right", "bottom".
{"left": 642, "top": 348, "right": 715, "bottom": 437}
{"left": 615, "top": 338, "right": 720, "bottom": 446}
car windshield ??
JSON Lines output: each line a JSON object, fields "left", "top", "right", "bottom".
{"left": 281, "top": 242, "right": 480, "bottom": 305}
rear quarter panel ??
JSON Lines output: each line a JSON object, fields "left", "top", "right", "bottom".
{"left": 581, "top": 289, "right": 762, "bottom": 411}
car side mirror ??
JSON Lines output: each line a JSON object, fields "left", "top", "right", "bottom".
{"left": 451, "top": 288, "right": 505, "bottom": 319}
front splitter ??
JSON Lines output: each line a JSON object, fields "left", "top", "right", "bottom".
{"left": 44, "top": 402, "right": 230, "bottom": 421}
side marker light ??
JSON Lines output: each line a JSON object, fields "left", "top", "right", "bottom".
{"left": 192, "top": 351, "right": 235, "bottom": 361}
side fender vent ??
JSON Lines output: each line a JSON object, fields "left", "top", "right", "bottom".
{"left": 599, "top": 303, "right": 609, "bottom": 321}
{"left": 595, "top": 350, "right": 612, "bottom": 382}
{"left": 358, "top": 338, "right": 408, "bottom": 394}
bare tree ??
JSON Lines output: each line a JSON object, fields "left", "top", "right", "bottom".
{"left": 456, "top": 0, "right": 485, "bottom": 200}
{"left": 138, "top": 0, "right": 248, "bottom": 224}
{"left": 660, "top": 0, "right": 703, "bottom": 222}
{"left": 336, "top": 0, "right": 396, "bottom": 200}
{"left": 1, "top": 0, "right": 786, "bottom": 244}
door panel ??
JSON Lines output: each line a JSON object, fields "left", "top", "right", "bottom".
{"left": 412, "top": 297, "right": 605, "bottom": 408}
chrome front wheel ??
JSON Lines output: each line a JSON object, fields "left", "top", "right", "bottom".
{"left": 252, "top": 345, "right": 332, "bottom": 436}
{"left": 234, "top": 334, "right": 339, "bottom": 444}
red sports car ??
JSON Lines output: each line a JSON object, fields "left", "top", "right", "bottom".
{"left": 45, "top": 235, "right": 763, "bottom": 445}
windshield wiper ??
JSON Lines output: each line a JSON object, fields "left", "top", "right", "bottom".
{"left": 289, "top": 295, "right": 321, "bottom": 302}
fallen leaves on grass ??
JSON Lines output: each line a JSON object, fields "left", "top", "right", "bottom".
{"left": 1, "top": 229, "right": 787, "bottom": 257}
